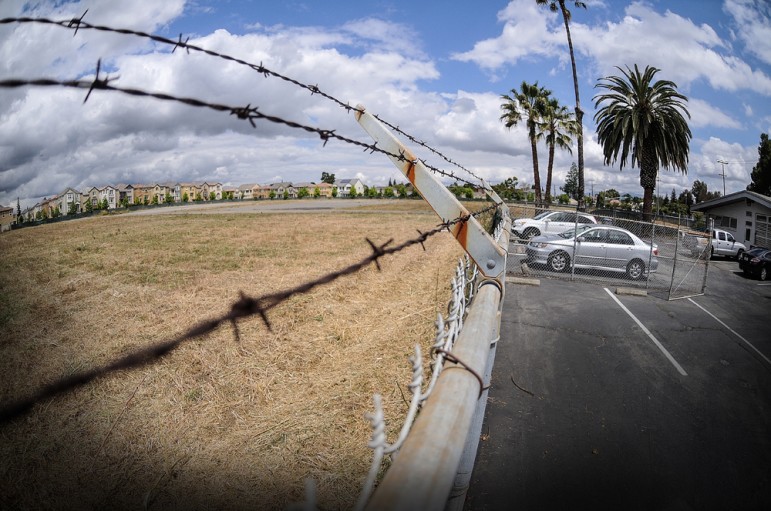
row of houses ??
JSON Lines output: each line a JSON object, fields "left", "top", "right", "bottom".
{"left": 4, "top": 178, "right": 419, "bottom": 226}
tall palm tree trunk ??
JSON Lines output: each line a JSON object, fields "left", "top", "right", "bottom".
{"left": 530, "top": 130, "right": 542, "bottom": 203}
{"left": 560, "top": 2, "right": 585, "bottom": 208}
{"left": 545, "top": 144, "right": 555, "bottom": 205}
{"left": 640, "top": 146, "right": 658, "bottom": 221}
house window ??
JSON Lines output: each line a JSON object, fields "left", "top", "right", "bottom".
{"left": 756, "top": 214, "right": 770, "bottom": 248}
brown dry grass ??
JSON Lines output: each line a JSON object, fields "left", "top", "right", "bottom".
{"left": 0, "top": 209, "right": 464, "bottom": 510}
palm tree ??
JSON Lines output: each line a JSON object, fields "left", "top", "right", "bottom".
{"left": 538, "top": 97, "right": 579, "bottom": 204}
{"left": 500, "top": 81, "right": 551, "bottom": 204}
{"left": 593, "top": 65, "right": 691, "bottom": 219}
{"left": 536, "top": 0, "right": 587, "bottom": 207}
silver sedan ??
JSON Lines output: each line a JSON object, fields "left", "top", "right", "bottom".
{"left": 525, "top": 225, "right": 659, "bottom": 280}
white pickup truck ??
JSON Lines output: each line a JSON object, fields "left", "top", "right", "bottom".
{"left": 684, "top": 228, "right": 746, "bottom": 259}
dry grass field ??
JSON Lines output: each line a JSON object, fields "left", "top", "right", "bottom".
{"left": 0, "top": 204, "right": 469, "bottom": 510}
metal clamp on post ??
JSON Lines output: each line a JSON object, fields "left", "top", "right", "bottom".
{"left": 355, "top": 105, "right": 506, "bottom": 280}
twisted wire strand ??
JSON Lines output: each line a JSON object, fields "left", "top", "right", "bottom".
{"left": 359, "top": 254, "right": 479, "bottom": 506}
{"left": 420, "top": 257, "right": 474, "bottom": 404}
{"left": 355, "top": 394, "right": 386, "bottom": 511}
{"left": 0, "top": 15, "right": 483, "bottom": 187}
{"left": 382, "top": 344, "right": 423, "bottom": 455}
{"left": 0, "top": 208, "right": 498, "bottom": 424}
{"left": 0, "top": 74, "right": 480, "bottom": 187}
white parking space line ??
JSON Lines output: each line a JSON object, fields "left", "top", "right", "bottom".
{"left": 688, "top": 298, "right": 771, "bottom": 366}
{"left": 604, "top": 288, "right": 688, "bottom": 376}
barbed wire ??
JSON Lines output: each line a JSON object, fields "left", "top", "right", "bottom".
{"left": 373, "top": 114, "right": 484, "bottom": 183}
{"left": 0, "top": 14, "right": 484, "bottom": 188}
{"left": 0, "top": 72, "right": 481, "bottom": 188}
{"left": 0, "top": 203, "right": 499, "bottom": 425}
{"left": 355, "top": 255, "right": 478, "bottom": 509}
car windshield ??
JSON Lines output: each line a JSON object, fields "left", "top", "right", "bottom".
{"left": 557, "top": 225, "right": 594, "bottom": 238}
{"left": 532, "top": 211, "right": 553, "bottom": 220}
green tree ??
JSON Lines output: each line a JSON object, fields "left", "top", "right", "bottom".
{"left": 51, "top": 207, "right": 61, "bottom": 218}
{"left": 349, "top": 186, "right": 358, "bottom": 198}
{"left": 594, "top": 64, "right": 691, "bottom": 219}
{"left": 282, "top": 190, "right": 289, "bottom": 200}
{"left": 321, "top": 172, "right": 336, "bottom": 184}
{"left": 678, "top": 189, "right": 694, "bottom": 212}
{"left": 491, "top": 177, "right": 518, "bottom": 200}
{"left": 298, "top": 187, "right": 310, "bottom": 199}
{"left": 313, "top": 186, "right": 321, "bottom": 198}
{"left": 384, "top": 186, "right": 394, "bottom": 198}
{"left": 151, "top": 195, "right": 159, "bottom": 205}
{"left": 395, "top": 184, "right": 407, "bottom": 197}
{"left": 500, "top": 81, "right": 551, "bottom": 203}
{"left": 165, "top": 193, "right": 174, "bottom": 204}
{"left": 331, "top": 187, "right": 338, "bottom": 198}
{"left": 182, "top": 192, "right": 189, "bottom": 203}
{"left": 747, "top": 133, "right": 771, "bottom": 195}
{"left": 68, "top": 202, "right": 78, "bottom": 215}
{"left": 209, "top": 191, "right": 216, "bottom": 201}
{"left": 16, "top": 197, "right": 21, "bottom": 222}
{"left": 538, "top": 96, "right": 578, "bottom": 204}
{"left": 269, "top": 190, "right": 276, "bottom": 200}
{"left": 561, "top": 162, "right": 579, "bottom": 200}
{"left": 691, "top": 179, "right": 708, "bottom": 203}
{"left": 101, "top": 197, "right": 109, "bottom": 210}
{"left": 537, "top": 0, "right": 588, "bottom": 207}
{"left": 85, "top": 200, "right": 93, "bottom": 213}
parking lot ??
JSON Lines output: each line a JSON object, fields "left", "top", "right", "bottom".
{"left": 466, "top": 255, "right": 771, "bottom": 510}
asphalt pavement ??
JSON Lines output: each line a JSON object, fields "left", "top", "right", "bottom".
{"left": 465, "top": 257, "right": 771, "bottom": 510}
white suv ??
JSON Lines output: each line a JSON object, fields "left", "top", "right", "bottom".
{"left": 512, "top": 211, "right": 598, "bottom": 239}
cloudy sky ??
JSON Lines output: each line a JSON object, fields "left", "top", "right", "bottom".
{"left": 1, "top": 0, "right": 770, "bottom": 208}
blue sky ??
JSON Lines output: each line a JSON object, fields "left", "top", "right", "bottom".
{"left": 1, "top": 0, "right": 770, "bottom": 208}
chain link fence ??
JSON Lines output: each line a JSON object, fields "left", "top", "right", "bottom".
{"left": 506, "top": 203, "right": 709, "bottom": 299}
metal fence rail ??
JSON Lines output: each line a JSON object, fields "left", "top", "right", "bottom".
{"left": 348, "top": 110, "right": 510, "bottom": 510}
{"left": 2, "top": 15, "right": 513, "bottom": 511}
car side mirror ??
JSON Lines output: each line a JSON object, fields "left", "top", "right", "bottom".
{"left": 577, "top": 236, "right": 585, "bottom": 243}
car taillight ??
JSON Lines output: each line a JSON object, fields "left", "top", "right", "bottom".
{"left": 653, "top": 248, "right": 659, "bottom": 256}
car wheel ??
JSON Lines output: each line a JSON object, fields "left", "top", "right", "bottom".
{"left": 548, "top": 251, "right": 570, "bottom": 272}
{"left": 626, "top": 259, "right": 645, "bottom": 280}
{"left": 735, "top": 249, "right": 744, "bottom": 261}
{"left": 523, "top": 227, "right": 540, "bottom": 239}
{"left": 761, "top": 266, "right": 768, "bottom": 281}
{"left": 710, "top": 246, "right": 715, "bottom": 259}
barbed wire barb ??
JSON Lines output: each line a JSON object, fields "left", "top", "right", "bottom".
{"left": 0, "top": 16, "right": 484, "bottom": 187}
{"left": 67, "top": 9, "right": 88, "bottom": 36}
{"left": 173, "top": 33, "right": 190, "bottom": 54}
{"left": 0, "top": 209, "right": 496, "bottom": 425}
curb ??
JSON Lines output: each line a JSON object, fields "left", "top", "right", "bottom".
{"left": 614, "top": 287, "right": 648, "bottom": 296}
{"left": 505, "top": 276, "right": 541, "bottom": 286}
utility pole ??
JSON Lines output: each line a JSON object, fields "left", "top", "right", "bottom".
{"left": 717, "top": 159, "right": 728, "bottom": 196}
